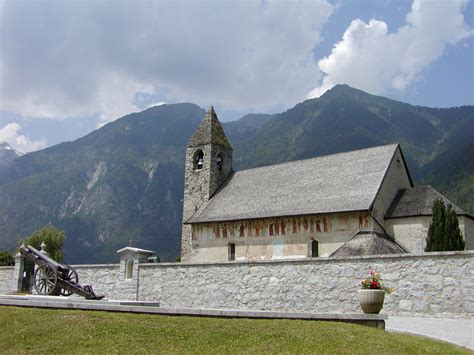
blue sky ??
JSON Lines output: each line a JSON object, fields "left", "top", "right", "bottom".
{"left": 0, "top": 0, "right": 472, "bottom": 152}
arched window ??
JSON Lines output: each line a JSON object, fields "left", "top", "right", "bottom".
{"left": 216, "top": 154, "right": 223, "bottom": 170}
{"left": 125, "top": 259, "right": 134, "bottom": 279}
{"left": 193, "top": 150, "right": 204, "bottom": 170}
{"left": 311, "top": 240, "right": 319, "bottom": 258}
{"left": 228, "top": 243, "right": 236, "bottom": 261}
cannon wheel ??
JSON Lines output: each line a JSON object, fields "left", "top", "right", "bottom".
{"left": 60, "top": 266, "right": 79, "bottom": 296}
{"left": 34, "top": 265, "right": 58, "bottom": 295}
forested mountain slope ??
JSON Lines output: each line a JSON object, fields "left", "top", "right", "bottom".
{"left": 0, "top": 85, "right": 471, "bottom": 262}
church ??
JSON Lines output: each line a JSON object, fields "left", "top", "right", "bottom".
{"left": 181, "top": 107, "right": 473, "bottom": 262}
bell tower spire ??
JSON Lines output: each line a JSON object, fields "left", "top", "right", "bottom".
{"left": 181, "top": 106, "right": 233, "bottom": 261}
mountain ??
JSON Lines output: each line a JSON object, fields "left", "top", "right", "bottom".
{"left": 0, "top": 103, "right": 205, "bottom": 262}
{"left": 0, "top": 85, "right": 472, "bottom": 262}
{"left": 229, "top": 86, "right": 474, "bottom": 212}
{"left": 0, "top": 142, "right": 21, "bottom": 169}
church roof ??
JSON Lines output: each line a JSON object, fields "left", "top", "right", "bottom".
{"left": 188, "top": 106, "right": 232, "bottom": 149}
{"left": 187, "top": 144, "right": 402, "bottom": 223}
{"left": 330, "top": 231, "right": 406, "bottom": 257}
{"left": 385, "top": 185, "right": 471, "bottom": 219}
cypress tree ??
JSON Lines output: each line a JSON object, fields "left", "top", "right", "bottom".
{"left": 445, "top": 204, "right": 465, "bottom": 251}
{"left": 425, "top": 199, "right": 465, "bottom": 252}
{"left": 426, "top": 199, "right": 444, "bottom": 251}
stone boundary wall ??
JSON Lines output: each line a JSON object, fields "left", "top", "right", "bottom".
{"left": 0, "top": 267, "right": 14, "bottom": 294}
{"left": 2, "top": 252, "right": 472, "bottom": 318}
{"left": 71, "top": 264, "right": 124, "bottom": 300}
{"left": 138, "top": 251, "right": 473, "bottom": 317}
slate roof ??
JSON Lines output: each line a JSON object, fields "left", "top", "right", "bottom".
{"left": 385, "top": 185, "right": 471, "bottom": 219}
{"left": 330, "top": 231, "right": 406, "bottom": 257}
{"left": 187, "top": 144, "right": 401, "bottom": 223}
{"left": 188, "top": 106, "right": 232, "bottom": 149}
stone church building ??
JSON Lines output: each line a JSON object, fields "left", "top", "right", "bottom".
{"left": 181, "top": 107, "right": 473, "bottom": 262}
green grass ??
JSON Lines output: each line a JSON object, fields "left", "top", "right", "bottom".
{"left": 0, "top": 306, "right": 468, "bottom": 354}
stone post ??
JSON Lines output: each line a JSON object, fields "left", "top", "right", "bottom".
{"left": 11, "top": 249, "right": 25, "bottom": 293}
{"left": 116, "top": 246, "right": 155, "bottom": 301}
{"left": 39, "top": 241, "right": 48, "bottom": 256}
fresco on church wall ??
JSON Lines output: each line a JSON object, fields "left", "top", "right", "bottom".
{"left": 191, "top": 212, "right": 374, "bottom": 261}
{"left": 192, "top": 213, "right": 373, "bottom": 240}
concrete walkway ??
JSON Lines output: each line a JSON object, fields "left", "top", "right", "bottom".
{"left": 386, "top": 316, "right": 473, "bottom": 350}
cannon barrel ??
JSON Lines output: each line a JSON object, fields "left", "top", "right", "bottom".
{"left": 19, "top": 244, "right": 69, "bottom": 273}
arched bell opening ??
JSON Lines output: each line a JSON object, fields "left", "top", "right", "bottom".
{"left": 216, "top": 154, "right": 223, "bottom": 171}
{"left": 193, "top": 150, "right": 204, "bottom": 170}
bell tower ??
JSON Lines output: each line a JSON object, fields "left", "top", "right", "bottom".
{"left": 181, "top": 106, "right": 233, "bottom": 261}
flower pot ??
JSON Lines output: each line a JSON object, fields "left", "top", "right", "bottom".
{"left": 358, "top": 289, "right": 385, "bottom": 314}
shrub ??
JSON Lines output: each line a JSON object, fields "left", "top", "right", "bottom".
{"left": 0, "top": 250, "right": 14, "bottom": 266}
{"left": 18, "top": 224, "right": 66, "bottom": 262}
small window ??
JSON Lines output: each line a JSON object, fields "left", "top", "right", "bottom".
{"left": 311, "top": 240, "right": 319, "bottom": 258}
{"left": 193, "top": 150, "right": 204, "bottom": 170}
{"left": 125, "top": 259, "right": 134, "bottom": 279}
{"left": 229, "top": 243, "right": 236, "bottom": 261}
{"left": 216, "top": 154, "right": 223, "bottom": 170}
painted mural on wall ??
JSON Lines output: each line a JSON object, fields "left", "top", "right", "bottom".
{"left": 192, "top": 212, "right": 372, "bottom": 242}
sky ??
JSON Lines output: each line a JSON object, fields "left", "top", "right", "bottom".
{"left": 0, "top": 0, "right": 473, "bottom": 153}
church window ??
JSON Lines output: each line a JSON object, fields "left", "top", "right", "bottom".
{"left": 311, "top": 240, "right": 319, "bottom": 257}
{"left": 125, "top": 259, "right": 134, "bottom": 279}
{"left": 216, "top": 154, "right": 223, "bottom": 170}
{"left": 229, "top": 243, "right": 236, "bottom": 261}
{"left": 194, "top": 150, "right": 204, "bottom": 170}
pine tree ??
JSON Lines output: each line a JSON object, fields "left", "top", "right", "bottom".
{"left": 425, "top": 199, "right": 465, "bottom": 252}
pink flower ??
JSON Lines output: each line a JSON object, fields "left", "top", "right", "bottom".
{"left": 368, "top": 270, "right": 375, "bottom": 275}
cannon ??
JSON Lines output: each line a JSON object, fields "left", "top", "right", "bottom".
{"left": 20, "top": 245, "right": 104, "bottom": 300}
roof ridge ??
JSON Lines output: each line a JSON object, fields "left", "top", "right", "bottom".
{"left": 385, "top": 184, "right": 472, "bottom": 219}
{"left": 419, "top": 185, "right": 468, "bottom": 215}
{"left": 235, "top": 143, "right": 399, "bottom": 174}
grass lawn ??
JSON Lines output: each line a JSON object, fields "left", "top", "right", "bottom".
{"left": 0, "top": 306, "right": 469, "bottom": 354}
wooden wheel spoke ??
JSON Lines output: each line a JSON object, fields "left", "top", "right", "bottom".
{"left": 34, "top": 265, "right": 58, "bottom": 295}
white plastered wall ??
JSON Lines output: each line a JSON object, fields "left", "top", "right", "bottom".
{"left": 372, "top": 147, "right": 412, "bottom": 226}
{"left": 458, "top": 216, "right": 474, "bottom": 250}
{"left": 385, "top": 216, "right": 430, "bottom": 253}
{"left": 189, "top": 211, "right": 375, "bottom": 262}
{"left": 386, "top": 215, "right": 474, "bottom": 253}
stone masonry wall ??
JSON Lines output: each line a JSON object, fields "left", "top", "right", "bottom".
{"left": 0, "top": 267, "right": 14, "bottom": 294}
{"left": 181, "top": 144, "right": 233, "bottom": 261}
{"left": 138, "top": 251, "right": 473, "bottom": 317}
{"left": 71, "top": 264, "right": 125, "bottom": 300}
{"left": 1, "top": 252, "right": 472, "bottom": 318}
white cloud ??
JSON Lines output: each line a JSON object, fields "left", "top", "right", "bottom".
{"left": 308, "top": 0, "right": 473, "bottom": 98}
{"left": 0, "top": 122, "right": 47, "bottom": 153}
{"left": 147, "top": 102, "right": 167, "bottom": 109}
{"left": 0, "top": 0, "right": 333, "bottom": 123}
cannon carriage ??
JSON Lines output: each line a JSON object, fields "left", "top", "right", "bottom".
{"left": 20, "top": 245, "right": 104, "bottom": 300}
